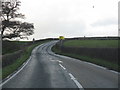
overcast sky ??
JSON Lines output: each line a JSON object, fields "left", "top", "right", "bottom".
{"left": 19, "top": 0, "right": 119, "bottom": 40}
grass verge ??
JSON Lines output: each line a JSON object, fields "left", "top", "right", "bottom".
{"left": 2, "top": 40, "right": 50, "bottom": 79}
{"left": 52, "top": 46, "right": 119, "bottom": 72}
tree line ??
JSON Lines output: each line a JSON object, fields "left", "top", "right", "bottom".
{"left": 0, "top": 0, "right": 34, "bottom": 40}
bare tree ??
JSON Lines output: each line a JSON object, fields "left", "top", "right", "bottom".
{"left": 0, "top": 0, "right": 34, "bottom": 40}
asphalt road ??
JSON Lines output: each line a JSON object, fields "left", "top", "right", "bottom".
{"left": 2, "top": 41, "right": 119, "bottom": 89}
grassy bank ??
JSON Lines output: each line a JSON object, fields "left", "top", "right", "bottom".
{"left": 52, "top": 40, "right": 119, "bottom": 71}
{"left": 2, "top": 40, "right": 50, "bottom": 79}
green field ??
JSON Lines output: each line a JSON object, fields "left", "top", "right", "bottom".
{"left": 64, "top": 40, "right": 118, "bottom": 48}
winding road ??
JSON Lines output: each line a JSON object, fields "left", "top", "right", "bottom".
{"left": 2, "top": 41, "right": 119, "bottom": 89}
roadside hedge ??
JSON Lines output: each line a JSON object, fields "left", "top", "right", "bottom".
{"left": 2, "top": 49, "right": 25, "bottom": 67}
{"left": 55, "top": 43, "right": 118, "bottom": 64}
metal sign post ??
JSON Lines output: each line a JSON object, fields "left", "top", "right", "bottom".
{"left": 59, "top": 36, "right": 65, "bottom": 52}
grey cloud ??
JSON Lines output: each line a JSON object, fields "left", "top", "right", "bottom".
{"left": 41, "top": 20, "right": 86, "bottom": 36}
{"left": 91, "top": 18, "right": 117, "bottom": 27}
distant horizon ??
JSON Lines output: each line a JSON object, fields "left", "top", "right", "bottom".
{"left": 18, "top": 35, "right": 118, "bottom": 41}
{"left": 19, "top": 0, "right": 118, "bottom": 41}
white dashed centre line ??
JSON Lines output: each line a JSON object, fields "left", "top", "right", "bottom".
{"left": 59, "top": 64, "right": 66, "bottom": 70}
{"left": 50, "top": 60, "right": 63, "bottom": 63}
{"left": 69, "top": 73, "right": 83, "bottom": 88}
{"left": 58, "top": 62, "right": 84, "bottom": 89}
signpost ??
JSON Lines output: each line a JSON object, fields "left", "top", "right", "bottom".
{"left": 59, "top": 36, "right": 65, "bottom": 40}
{"left": 59, "top": 36, "right": 65, "bottom": 52}
{"left": 33, "top": 38, "right": 35, "bottom": 44}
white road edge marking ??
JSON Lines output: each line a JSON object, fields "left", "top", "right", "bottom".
{"left": 59, "top": 64, "right": 66, "bottom": 70}
{"left": 83, "top": 62, "right": 120, "bottom": 74}
{"left": 69, "top": 73, "right": 83, "bottom": 88}
{"left": 0, "top": 56, "right": 32, "bottom": 87}
{"left": 85, "top": 62, "right": 106, "bottom": 70}
{"left": 110, "top": 70, "right": 119, "bottom": 74}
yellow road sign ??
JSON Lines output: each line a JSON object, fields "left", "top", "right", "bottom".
{"left": 59, "top": 36, "right": 65, "bottom": 40}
